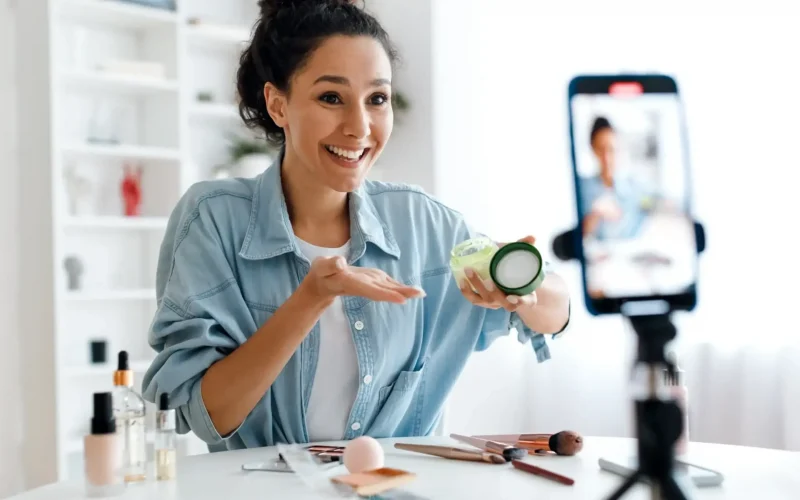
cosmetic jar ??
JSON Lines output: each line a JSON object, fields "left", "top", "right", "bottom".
{"left": 450, "top": 237, "right": 545, "bottom": 295}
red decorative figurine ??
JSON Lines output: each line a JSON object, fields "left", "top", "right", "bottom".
{"left": 121, "top": 163, "right": 142, "bottom": 216}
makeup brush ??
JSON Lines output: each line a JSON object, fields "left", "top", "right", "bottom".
{"left": 472, "top": 431, "right": 584, "bottom": 456}
{"left": 394, "top": 443, "right": 506, "bottom": 464}
{"left": 449, "top": 434, "right": 527, "bottom": 461}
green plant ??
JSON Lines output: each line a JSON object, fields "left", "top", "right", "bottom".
{"left": 227, "top": 135, "right": 274, "bottom": 163}
{"left": 392, "top": 90, "right": 410, "bottom": 113}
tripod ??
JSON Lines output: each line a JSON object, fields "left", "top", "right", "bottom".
{"left": 605, "top": 313, "right": 690, "bottom": 500}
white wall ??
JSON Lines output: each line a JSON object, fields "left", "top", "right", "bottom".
{"left": 365, "top": 1, "right": 435, "bottom": 194}
{"left": 0, "top": 0, "right": 24, "bottom": 497}
{"left": 430, "top": 1, "right": 800, "bottom": 443}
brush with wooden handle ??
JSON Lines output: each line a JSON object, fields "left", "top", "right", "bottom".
{"left": 472, "top": 430, "right": 584, "bottom": 456}
{"left": 394, "top": 443, "right": 506, "bottom": 464}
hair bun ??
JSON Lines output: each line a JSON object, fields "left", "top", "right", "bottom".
{"left": 259, "top": 0, "right": 355, "bottom": 17}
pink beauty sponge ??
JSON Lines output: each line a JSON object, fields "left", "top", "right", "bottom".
{"left": 343, "top": 436, "right": 385, "bottom": 473}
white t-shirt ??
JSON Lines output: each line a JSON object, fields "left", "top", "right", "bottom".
{"left": 295, "top": 237, "right": 359, "bottom": 442}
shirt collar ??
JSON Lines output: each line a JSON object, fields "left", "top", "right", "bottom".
{"left": 238, "top": 150, "right": 401, "bottom": 262}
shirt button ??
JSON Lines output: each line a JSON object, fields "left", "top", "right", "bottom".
{"left": 354, "top": 320, "right": 364, "bottom": 331}
{"left": 351, "top": 422, "right": 361, "bottom": 431}
{"left": 363, "top": 375, "right": 372, "bottom": 384}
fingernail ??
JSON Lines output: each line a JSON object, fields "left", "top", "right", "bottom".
{"left": 335, "top": 257, "right": 345, "bottom": 270}
{"left": 482, "top": 279, "right": 495, "bottom": 292}
{"left": 414, "top": 286, "right": 427, "bottom": 297}
{"left": 506, "top": 295, "right": 519, "bottom": 304}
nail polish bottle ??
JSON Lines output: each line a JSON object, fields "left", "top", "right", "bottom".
{"left": 155, "top": 393, "right": 177, "bottom": 481}
{"left": 84, "top": 392, "right": 125, "bottom": 497}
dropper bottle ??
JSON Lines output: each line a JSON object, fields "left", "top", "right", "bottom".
{"left": 112, "top": 350, "right": 147, "bottom": 483}
{"left": 155, "top": 393, "right": 177, "bottom": 480}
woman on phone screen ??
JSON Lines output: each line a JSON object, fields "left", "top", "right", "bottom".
{"left": 142, "top": 0, "right": 570, "bottom": 451}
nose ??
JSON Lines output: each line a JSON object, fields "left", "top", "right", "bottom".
{"left": 342, "top": 102, "right": 370, "bottom": 140}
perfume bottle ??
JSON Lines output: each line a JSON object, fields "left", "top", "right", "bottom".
{"left": 113, "top": 350, "right": 147, "bottom": 483}
{"left": 155, "top": 393, "right": 177, "bottom": 481}
{"left": 84, "top": 392, "right": 125, "bottom": 497}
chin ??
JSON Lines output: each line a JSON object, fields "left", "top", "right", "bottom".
{"left": 327, "top": 174, "right": 366, "bottom": 193}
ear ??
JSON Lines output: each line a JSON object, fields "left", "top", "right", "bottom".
{"left": 264, "top": 82, "right": 288, "bottom": 128}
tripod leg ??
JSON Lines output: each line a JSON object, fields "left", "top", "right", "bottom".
{"left": 605, "top": 470, "right": 643, "bottom": 500}
{"left": 654, "top": 474, "right": 690, "bottom": 500}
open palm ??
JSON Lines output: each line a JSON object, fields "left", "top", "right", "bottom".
{"left": 311, "top": 256, "right": 424, "bottom": 304}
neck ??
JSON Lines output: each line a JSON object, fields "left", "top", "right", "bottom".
{"left": 280, "top": 146, "right": 350, "bottom": 246}
{"left": 600, "top": 170, "right": 614, "bottom": 187}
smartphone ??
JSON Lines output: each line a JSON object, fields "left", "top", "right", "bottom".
{"left": 567, "top": 74, "right": 699, "bottom": 316}
{"left": 598, "top": 456, "right": 724, "bottom": 488}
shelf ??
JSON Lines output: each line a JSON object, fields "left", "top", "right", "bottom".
{"left": 189, "top": 102, "right": 240, "bottom": 121}
{"left": 185, "top": 23, "right": 251, "bottom": 49}
{"left": 62, "top": 143, "right": 181, "bottom": 162}
{"left": 64, "top": 216, "right": 169, "bottom": 230}
{"left": 61, "top": 70, "right": 179, "bottom": 95}
{"left": 63, "top": 288, "right": 156, "bottom": 301}
{"left": 57, "top": 0, "right": 178, "bottom": 30}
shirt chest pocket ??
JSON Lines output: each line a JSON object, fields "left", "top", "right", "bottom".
{"left": 369, "top": 360, "right": 427, "bottom": 438}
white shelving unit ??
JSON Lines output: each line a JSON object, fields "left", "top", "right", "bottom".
{"left": 17, "top": 0, "right": 260, "bottom": 485}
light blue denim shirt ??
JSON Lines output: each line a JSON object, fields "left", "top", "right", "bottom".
{"left": 142, "top": 154, "right": 568, "bottom": 451}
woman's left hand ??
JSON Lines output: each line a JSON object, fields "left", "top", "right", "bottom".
{"left": 458, "top": 235, "right": 539, "bottom": 312}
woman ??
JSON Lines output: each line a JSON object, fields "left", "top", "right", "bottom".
{"left": 580, "top": 116, "right": 647, "bottom": 240}
{"left": 142, "top": 0, "right": 570, "bottom": 451}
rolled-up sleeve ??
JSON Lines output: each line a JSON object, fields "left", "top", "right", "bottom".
{"left": 142, "top": 189, "right": 255, "bottom": 445}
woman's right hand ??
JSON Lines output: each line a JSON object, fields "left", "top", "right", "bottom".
{"left": 303, "top": 256, "right": 425, "bottom": 304}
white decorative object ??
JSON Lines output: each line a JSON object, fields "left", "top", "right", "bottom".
{"left": 63, "top": 165, "right": 93, "bottom": 215}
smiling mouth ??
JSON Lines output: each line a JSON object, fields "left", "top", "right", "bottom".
{"left": 324, "top": 145, "right": 370, "bottom": 163}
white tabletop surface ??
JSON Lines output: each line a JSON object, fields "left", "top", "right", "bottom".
{"left": 8, "top": 436, "right": 800, "bottom": 499}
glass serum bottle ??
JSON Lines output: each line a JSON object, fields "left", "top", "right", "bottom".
{"left": 155, "top": 393, "right": 177, "bottom": 480}
{"left": 112, "top": 350, "right": 147, "bottom": 483}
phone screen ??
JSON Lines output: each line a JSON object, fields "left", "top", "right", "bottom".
{"left": 568, "top": 75, "right": 698, "bottom": 315}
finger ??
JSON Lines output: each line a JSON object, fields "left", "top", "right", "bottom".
{"left": 459, "top": 282, "right": 500, "bottom": 309}
{"left": 498, "top": 235, "right": 536, "bottom": 248}
{"left": 465, "top": 268, "right": 493, "bottom": 303}
{"left": 506, "top": 292, "right": 538, "bottom": 312}
{"left": 329, "top": 272, "right": 407, "bottom": 304}
{"left": 381, "top": 275, "right": 426, "bottom": 299}
{"left": 352, "top": 281, "right": 408, "bottom": 304}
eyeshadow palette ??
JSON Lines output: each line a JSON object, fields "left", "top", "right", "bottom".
{"left": 304, "top": 445, "right": 345, "bottom": 463}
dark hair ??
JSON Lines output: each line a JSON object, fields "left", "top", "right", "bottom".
{"left": 590, "top": 116, "right": 613, "bottom": 145}
{"left": 237, "top": 0, "right": 398, "bottom": 146}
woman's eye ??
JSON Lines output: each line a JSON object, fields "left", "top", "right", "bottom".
{"left": 371, "top": 93, "right": 389, "bottom": 105}
{"left": 319, "top": 93, "right": 341, "bottom": 105}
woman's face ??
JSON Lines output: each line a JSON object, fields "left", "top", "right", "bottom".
{"left": 591, "top": 128, "right": 616, "bottom": 177}
{"left": 266, "top": 35, "right": 394, "bottom": 193}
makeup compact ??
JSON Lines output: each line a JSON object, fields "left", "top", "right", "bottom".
{"left": 450, "top": 237, "right": 545, "bottom": 295}
{"left": 331, "top": 467, "right": 416, "bottom": 497}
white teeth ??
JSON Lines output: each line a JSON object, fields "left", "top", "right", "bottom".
{"left": 325, "top": 145, "right": 365, "bottom": 161}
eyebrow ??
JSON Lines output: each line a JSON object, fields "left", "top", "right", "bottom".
{"left": 313, "top": 75, "right": 391, "bottom": 87}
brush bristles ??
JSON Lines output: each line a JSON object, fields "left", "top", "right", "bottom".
{"left": 554, "top": 430, "right": 584, "bottom": 456}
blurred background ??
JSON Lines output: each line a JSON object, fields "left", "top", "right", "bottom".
{"left": 1, "top": 0, "right": 798, "bottom": 497}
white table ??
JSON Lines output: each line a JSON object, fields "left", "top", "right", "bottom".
{"left": 9, "top": 436, "right": 799, "bottom": 499}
